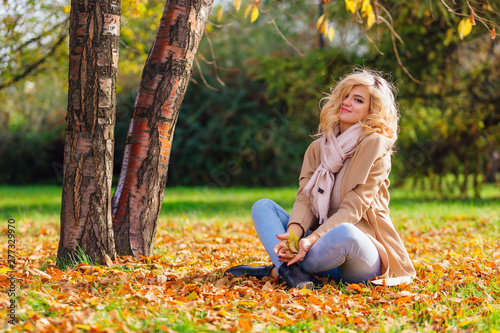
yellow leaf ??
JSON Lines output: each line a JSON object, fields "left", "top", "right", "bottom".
{"left": 63, "top": 5, "right": 71, "bottom": 14}
{"left": 458, "top": 320, "right": 473, "bottom": 327}
{"left": 75, "top": 324, "right": 91, "bottom": 331}
{"left": 244, "top": 5, "right": 252, "bottom": 19}
{"left": 361, "top": 0, "right": 370, "bottom": 13}
{"left": 490, "top": 328, "right": 499, "bottom": 333}
{"left": 367, "top": 10, "right": 376, "bottom": 28}
{"left": 345, "top": 0, "right": 356, "bottom": 13}
{"left": 219, "top": 310, "right": 231, "bottom": 318}
{"left": 186, "top": 291, "right": 198, "bottom": 300}
{"left": 287, "top": 229, "right": 300, "bottom": 254}
{"left": 217, "top": 7, "right": 223, "bottom": 23}
{"left": 458, "top": 18, "right": 472, "bottom": 39}
{"left": 320, "top": 19, "right": 328, "bottom": 35}
{"left": 316, "top": 14, "right": 326, "bottom": 30}
{"left": 250, "top": 7, "right": 259, "bottom": 23}
{"left": 0, "top": 267, "right": 12, "bottom": 274}
{"left": 328, "top": 26, "right": 334, "bottom": 41}
{"left": 234, "top": 0, "right": 241, "bottom": 12}
{"left": 365, "top": 3, "right": 372, "bottom": 16}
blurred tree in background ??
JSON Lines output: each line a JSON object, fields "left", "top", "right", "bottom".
{"left": 0, "top": 0, "right": 68, "bottom": 184}
{"left": 0, "top": 0, "right": 498, "bottom": 198}
{"left": 370, "top": 2, "right": 500, "bottom": 198}
{"left": 169, "top": 0, "right": 500, "bottom": 197}
{"left": 0, "top": 0, "right": 68, "bottom": 90}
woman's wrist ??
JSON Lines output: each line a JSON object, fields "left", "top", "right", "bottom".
{"left": 287, "top": 223, "right": 304, "bottom": 238}
{"left": 305, "top": 232, "right": 320, "bottom": 244}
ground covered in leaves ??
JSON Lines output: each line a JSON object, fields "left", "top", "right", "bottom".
{"left": 0, "top": 186, "right": 499, "bottom": 332}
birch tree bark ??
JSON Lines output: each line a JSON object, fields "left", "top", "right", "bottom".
{"left": 112, "top": 0, "right": 214, "bottom": 257}
{"left": 57, "top": 0, "right": 120, "bottom": 265}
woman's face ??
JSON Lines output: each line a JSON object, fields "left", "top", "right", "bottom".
{"left": 339, "top": 85, "right": 371, "bottom": 131}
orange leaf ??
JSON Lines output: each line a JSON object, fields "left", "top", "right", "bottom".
{"left": 394, "top": 296, "right": 412, "bottom": 305}
{"left": 239, "top": 318, "right": 252, "bottom": 332}
{"left": 469, "top": 11, "right": 476, "bottom": 26}
{"left": 307, "top": 295, "right": 321, "bottom": 305}
{"left": 346, "top": 283, "right": 363, "bottom": 292}
{"left": 492, "top": 27, "right": 496, "bottom": 39}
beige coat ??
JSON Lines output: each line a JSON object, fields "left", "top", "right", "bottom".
{"left": 288, "top": 132, "right": 416, "bottom": 284}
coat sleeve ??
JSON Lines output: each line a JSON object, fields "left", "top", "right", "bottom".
{"left": 287, "top": 140, "right": 320, "bottom": 233}
{"left": 313, "top": 135, "right": 392, "bottom": 238}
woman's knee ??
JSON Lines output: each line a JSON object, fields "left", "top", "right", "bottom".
{"left": 334, "top": 223, "right": 361, "bottom": 240}
{"left": 301, "top": 223, "right": 371, "bottom": 273}
{"left": 251, "top": 198, "right": 276, "bottom": 215}
{"left": 312, "top": 223, "right": 366, "bottom": 254}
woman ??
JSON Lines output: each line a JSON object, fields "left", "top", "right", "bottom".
{"left": 225, "top": 69, "right": 416, "bottom": 289}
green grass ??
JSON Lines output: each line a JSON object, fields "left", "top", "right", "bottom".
{"left": 1, "top": 183, "right": 498, "bottom": 223}
{"left": 1, "top": 183, "right": 499, "bottom": 332}
{"left": 0, "top": 185, "right": 62, "bottom": 223}
{"left": 57, "top": 244, "right": 95, "bottom": 270}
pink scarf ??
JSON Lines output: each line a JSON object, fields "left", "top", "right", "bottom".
{"left": 303, "top": 122, "right": 364, "bottom": 224}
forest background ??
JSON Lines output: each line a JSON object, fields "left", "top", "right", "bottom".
{"left": 1, "top": 0, "right": 500, "bottom": 331}
{"left": 1, "top": 0, "right": 498, "bottom": 196}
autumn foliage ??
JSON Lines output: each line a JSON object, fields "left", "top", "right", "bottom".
{"left": 1, "top": 188, "right": 499, "bottom": 332}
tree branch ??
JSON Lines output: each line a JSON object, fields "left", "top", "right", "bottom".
{"left": 390, "top": 31, "right": 424, "bottom": 84}
{"left": 10, "top": 18, "right": 69, "bottom": 55}
{"left": 0, "top": 31, "right": 68, "bottom": 90}
{"left": 263, "top": 9, "right": 305, "bottom": 57}
{"left": 204, "top": 32, "right": 226, "bottom": 87}
{"left": 194, "top": 58, "right": 220, "bottom": 91}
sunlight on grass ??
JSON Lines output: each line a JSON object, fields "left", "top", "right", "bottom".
{"left": 0, "top": 183, "right": 499, "bottom": 332}
{"left": 1, "top": 183, "right": 498, "bottom": 231}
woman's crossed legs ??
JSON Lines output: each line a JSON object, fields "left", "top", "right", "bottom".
{"left": 251, "top": 199, "right": 382, "bottom": 284}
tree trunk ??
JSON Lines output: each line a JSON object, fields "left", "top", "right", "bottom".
{"left": 473, "top": 155, "right": 482, "bottom": 199}
{"left": 112, "top": 0, "right": 214, "bottom": 257}
{"left": 485, "top": 149, "right": 499, "bottom": 183}
{"left": 57, "top": 0, "right": 120, "bottom": 266}
{"left": 318, "top": 2, "right": 325, "bottom": 49}
{"left": 460, "top": 158, "right": 470, "bottom": 199}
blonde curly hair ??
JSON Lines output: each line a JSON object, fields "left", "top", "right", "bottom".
{"left": 317, "top": 68, "right": 399, "bottom": 140}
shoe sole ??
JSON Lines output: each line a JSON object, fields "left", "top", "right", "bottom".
{"left": 296, "top": 281, "right": 315, "bottom": 290}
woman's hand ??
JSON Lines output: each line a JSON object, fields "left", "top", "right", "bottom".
{"left": 273, "top": 225, "right": 321, "bottom": 265}
{"left": 274, "top": 239, "right": 295, "bottom": 262}
{"left": 273, "top": 224, "right": 303, "bottom": 263}
{"left": 286, "top": 233, "right": 320, "bottom": 265}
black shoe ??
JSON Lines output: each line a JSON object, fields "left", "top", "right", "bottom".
{"left": 224, "top": 264, "right": 275, "bottom": 279}
{"left": 278, "top": 263, "right": 323, "bottom": 289}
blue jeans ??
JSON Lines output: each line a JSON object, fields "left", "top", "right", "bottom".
{"left": 251, "top": 199, "right": 382, "bottom": 284}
